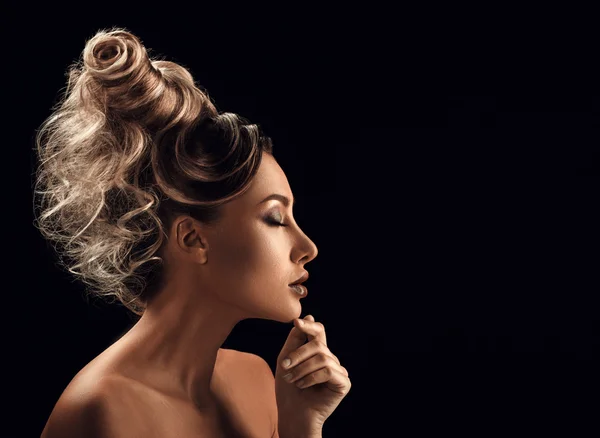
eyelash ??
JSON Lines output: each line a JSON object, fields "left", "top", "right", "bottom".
{"left": 267, "top": 219, "right": 289, "bottom": 227}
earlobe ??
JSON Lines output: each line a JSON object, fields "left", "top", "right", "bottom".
{"left": 195, "top": 246, "right": 209, "bottom": 264}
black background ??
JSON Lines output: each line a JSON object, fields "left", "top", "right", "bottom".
{"left": 3, "top": 4, "right": 598, "bottom": 438}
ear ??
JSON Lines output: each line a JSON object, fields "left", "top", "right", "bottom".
{"left": 173, "top": 216, "right": 209, "bottom": 262}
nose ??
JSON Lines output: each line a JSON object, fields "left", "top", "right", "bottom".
{"left": 297, "top": 231, "right": 318, "bottom": 264}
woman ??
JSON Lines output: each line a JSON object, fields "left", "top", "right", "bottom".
{"left": 35, "top": 27, "right": 351, "bottom": 438}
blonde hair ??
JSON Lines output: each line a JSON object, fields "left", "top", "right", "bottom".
{"left": 33, "top": 27, "right": 274, "bottom": 317}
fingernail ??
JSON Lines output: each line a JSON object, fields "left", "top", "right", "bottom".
{"left": 283, "top": 372, "right": 293, "bottom": 382}
{"left": 283, "top": 358, "right": 291, "bottom": 368}
{"left": 298, "top": 320, "right": 305, "bottom": 326}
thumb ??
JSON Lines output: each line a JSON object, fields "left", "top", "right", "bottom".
{"left": 277, "top": 315, "right": 312, "bottom": 367}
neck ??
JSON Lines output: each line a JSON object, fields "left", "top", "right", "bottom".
{"left": 116, "top": 283, "right": 245, "bottom": 407}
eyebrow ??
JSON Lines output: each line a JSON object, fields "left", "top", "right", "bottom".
{"left": 258, "top": 193, "right": 296, "bottom": 208}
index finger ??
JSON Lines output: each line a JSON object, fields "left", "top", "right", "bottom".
{"left": 294, "top": 314, "right": 327, "bottom": 346}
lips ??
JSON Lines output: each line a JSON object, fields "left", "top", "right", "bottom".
{"left": 289, "top": 283, "right": 307, "bottom": 297}
{"left": 289, "top": 271, "right": 309, "bottom": 285}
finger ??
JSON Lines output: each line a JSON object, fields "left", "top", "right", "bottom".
{"left": 295, "top": 366, "right": 352, "bottom": 395}
{"left": 294, "top": 314, "right": 327, "bottom": 346}
{"left": 331, "top": 353, "right": 341, "bottom": 367}
{"left": 277, "top": 323, "right": 310, "bottom": 368}
{"left": 281, "top": 352, "right": 346, "bottom": 385}
{"left": 282, "top": 339, "right": 339, "bottom": 370}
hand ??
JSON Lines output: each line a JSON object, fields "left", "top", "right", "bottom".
{"left": 275, "top": 315, "right": 351, "bottom": 436}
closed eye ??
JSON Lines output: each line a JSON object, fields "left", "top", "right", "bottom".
{"left": 266, "top": 219, "right": 289, "bottom": 227}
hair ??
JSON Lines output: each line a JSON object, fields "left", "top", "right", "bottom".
{"left": 33, "top": 27, "right": 274, "bottom": 317}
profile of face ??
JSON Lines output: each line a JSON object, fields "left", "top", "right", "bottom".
{"left": 162, "top": 153, "right": 319, "bottom": 323}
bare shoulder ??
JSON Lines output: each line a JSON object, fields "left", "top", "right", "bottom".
{"left": 220, "top": 347, "right": 275, "bottom": 377}
{"left": 219, "top": 348, "right": 276, "bottom": 391}
{"left": 217, "top": 348, "right": 278, "bottom": 428}
{"left": 40, "top": 376, "right": 123, "bottom": 438}
{"left": 42, "top": 373, "right": 174, "bottom": 438}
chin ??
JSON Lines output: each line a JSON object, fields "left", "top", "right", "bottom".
{"left": 266, "top": 304, "right": 303, "bottom": 324}
{"left": 247, "top": 291, "right": 303, "bottom": 322}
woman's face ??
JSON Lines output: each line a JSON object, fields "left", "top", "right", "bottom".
{"left": 169, "top": 153, "right": 319, "bottom": 323}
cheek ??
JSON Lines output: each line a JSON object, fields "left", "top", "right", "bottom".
{"left": 214, "top": 227, "right": 288, "bottom": 286}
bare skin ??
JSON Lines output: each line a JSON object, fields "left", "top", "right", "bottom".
{"left": 40, "top": 153, "right": 319, "bottom": 437}
{"left": 41, "top": 347, "right": 275, "bottom": 437}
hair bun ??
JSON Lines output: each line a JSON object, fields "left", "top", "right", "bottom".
{"left": 83, "top": 28, "right": 148, "bottom": 85}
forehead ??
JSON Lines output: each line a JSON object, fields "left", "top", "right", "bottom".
{"left": 234, "top": 153, "right": 293, "bottom": 207}
{"left": 252, "top": 154, "right": 290, "bottom": 191}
